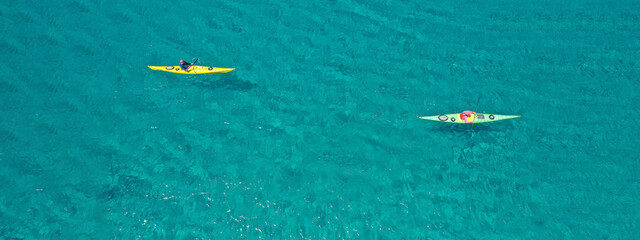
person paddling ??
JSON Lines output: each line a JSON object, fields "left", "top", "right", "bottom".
{"left": 179, "top": 60, "right": 193, "bottom": 71}
{"left": 459, "top": 110, "right": 476, "bottom": 123}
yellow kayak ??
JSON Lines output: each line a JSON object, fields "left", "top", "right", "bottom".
{"left": 148, "top": 65, "right": 235, "bottom": 74}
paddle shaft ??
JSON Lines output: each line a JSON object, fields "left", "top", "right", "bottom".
{"left": 471, "top": 96, "right": 480, "bottom": 130}
{"left": 188, "top": 58, "right": 199, "bottom": 71}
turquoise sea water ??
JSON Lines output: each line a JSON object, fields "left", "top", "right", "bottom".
{"left": 1, "top": 0, "right": 639, "bottom": 238}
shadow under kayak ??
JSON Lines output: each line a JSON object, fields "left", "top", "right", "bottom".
{"left": 148, "top": 66, "right": 235, "bottom": 74}
{"left": 419, "top": 113, "right": 519, "bottom": 124}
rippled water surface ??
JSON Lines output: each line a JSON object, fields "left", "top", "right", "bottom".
{"left": 1, "top": 0, "right": 639, "bottom": 238}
